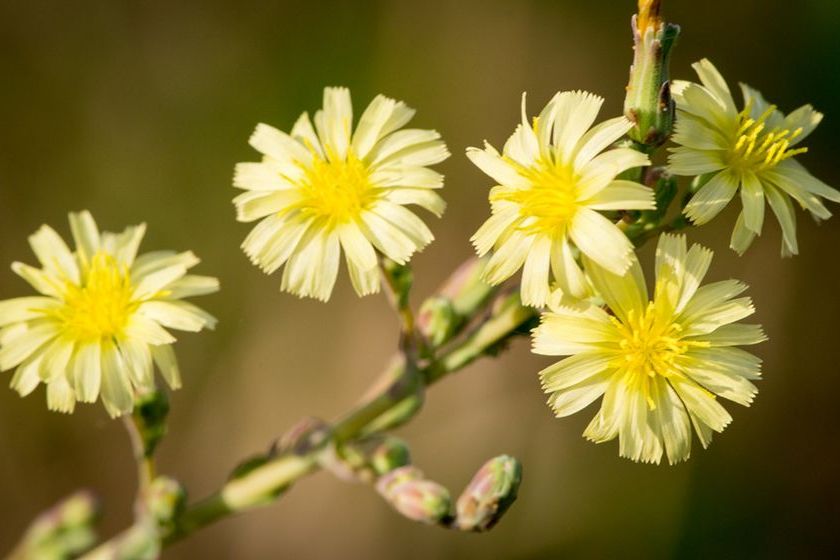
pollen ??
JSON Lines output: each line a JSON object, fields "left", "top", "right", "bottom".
{"left": 728, "top": 105, "right": 808, "bottom": 173}
{"left": 611, "top": 302, "right": 708, "bottom": 409}
{"left": 493, "top": 158, "right": 580, "bottom": 235}
{"left": 57, "top": 252, "right": 136, "bottom": 342}
{"left": 297, "top": 150, "right": 376, "bottom": 225}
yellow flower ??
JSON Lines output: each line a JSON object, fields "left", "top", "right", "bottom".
{"left": 0, "top": 211, "right": 219, "bottom": 417}
{"left": 669, "top": 59, "right": 840, "bottom": 255}
{"left": 468, "top": 91, "right": 654, "bottom": 307}
{"left": 533, "top": 234, "right": 765, "bottom": 464}
{"left": 234, "top": 87, "right": 449, "bottom": 301}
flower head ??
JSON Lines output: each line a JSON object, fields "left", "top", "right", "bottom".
{"left": 468, "top": 91, "right": 654, "bottom": 307}
{"left": 234, "top": 87, "right": 449, "bottom": 301}
{"left": 669, "top": 59, "right": 840, "bottom": 255}
{"left": 0, "top": 211, "right": 218, "bottom": 417}
{"left": 533, "top": 234, "right": 765, "bottom": 464}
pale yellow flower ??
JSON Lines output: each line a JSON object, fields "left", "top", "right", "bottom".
{"left": 0, "top": 211, "right": 218, "bottom": 417}
{"left": 533, "top": 234, "right": 765, "bottom": 464}
{"left": 468, "top": 91, "right": 654, "bottom": 307}
{"left": 669, "top": 59, "right": 840, "bottom": 255}
{"left": 234, "top": 87, "right": 449, "bottom": 301}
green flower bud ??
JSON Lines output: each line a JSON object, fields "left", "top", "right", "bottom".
{"left": 13, "top": 491, "right": 98, "bottom": 560}
{"left": 624, "top": 0, "right": 680, "bottom": 148}
{"left": 455, "top": 455, "right": 522, "bottom": 532}
{"left": 417, "top": 296, "right": 458, "bottom": 347}
{"left": 370, "top": 437, "right": 412, "bottom": 476}
{"left": 376, "top": 467, "right": 451, "bottom": 525}
{"left": 132, "top": 390, "right": 170, "bottom": 457}
{"left": 148, "top": 476, "right": 186, "bottom": 526}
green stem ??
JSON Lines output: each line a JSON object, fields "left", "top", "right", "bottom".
{"left": 166, "top": 288, "right": 534, "bottom": 545}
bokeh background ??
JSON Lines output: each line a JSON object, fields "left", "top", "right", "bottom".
{"left": 2, "top": 0, "right": 840, "bottom": 558}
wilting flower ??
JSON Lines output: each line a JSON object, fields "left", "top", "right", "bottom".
{"left": 0, "top": 211, "right": 218, "bottom": 417}
{"left": 234, "top": 87, "right": 449, "bottom": 301}
{"left": 533, "top": 234, "right": 765, "bottom": 464}
{"left": 669, "top": 59, "right": 840, "bottom": 255}
{"left": 468, "top": 91, "right": 654, "bottom": 307}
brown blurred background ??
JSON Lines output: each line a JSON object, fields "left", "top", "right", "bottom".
{"left": 2, "top": 0, "right": 840, "bottom": 558}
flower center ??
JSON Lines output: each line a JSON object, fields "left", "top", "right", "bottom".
{"left": 59, "top": 252, "right": 136, "bottom": 342}
{"left": 611, "top": 302, "right": 707, "bottom": 408}
{"left": 297, "top": 150, "right": 376, "bottom": 225}
{"left": 494, "top": 158, "right": 579, "bottom": 235}
{"left": 728, "top": 105, "right": 808, "bottom": 173}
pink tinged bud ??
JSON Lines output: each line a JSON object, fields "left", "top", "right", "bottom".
{"left": 455, "top": 455, "right": 522, "bottom": 532}
{"left": 376, "top": 466, "right": 452, "bottom": 525}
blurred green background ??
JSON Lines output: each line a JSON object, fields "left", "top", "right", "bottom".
{"left": 2, "top": 0, "right": 840, "bottom": 558}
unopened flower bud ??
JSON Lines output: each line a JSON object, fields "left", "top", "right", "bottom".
{"left": 455, "top": 455, "right": 522, "bottom": 532}
{"left": 16, "top": 491, "right": 98, "bottom": 559}
{"left": 376, "top": 467, "right": 451, "bottom": 525}
{"left": 148, "top": 476, "right": 186, "bottom": 525}
{"left": 417, "top": 296, "right": 458, "bottom": 347}
{"left": 624, "top": 0, "right": 680, "bottom": 148}
{"left": 370, "top": 437, "right": 412, "bottom": 476}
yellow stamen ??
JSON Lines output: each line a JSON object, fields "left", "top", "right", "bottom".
{"left": 728, "top": 105, "right": 808, "bottom": 172}
{"left": 56, "top": 252, "right": 136, "bottom": 342}
{"left": 611, "top": 302, "right": 709, "bottom": 409}
{"left": 296, "top": 149, "right": 376, "bottom": 226}
{"left": 492, "top": 158, "right": 580, "bottom": 236}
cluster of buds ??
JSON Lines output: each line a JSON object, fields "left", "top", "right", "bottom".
{"left": 8, "top": 491, "right": 99, "bottom": 560}
{"left": 373, "top": 455, "right": 523, "bottom": 531}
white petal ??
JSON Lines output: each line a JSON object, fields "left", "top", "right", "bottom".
{"left": 548, "top": 370, "right": 611, "bottom": 418}
{"left": 534, "top": 304, "right": 616, "bottom": 356}
{"left": 583, "top": 180, "right": 655, "bottom": 211}
{"left": 46, "top": 373, "right": 76, "bottom": 414}
{"left": 68, "top": 210, "right": 101, "bottom": 261}
{"left": 552, "top": 91, "right": 603, "bottom": 164}
{"left": 669, "top": 376, "right": 732, "bottom": 433}
{"left": 100, "top": 343, "right": 134, "bottom": 418}
{"left": 382, "top": 188, "right": 446, "bottom": 217}
{"left": 573, "top": 117, "right": 633, "bottom": 169}
{"left": 11, "top": 262, "right": 63, "bottom": 298}
{"left": 0, "top": 297, "right": 60, "bottom": 327}
{"left": 28, "top": 225, "right": 79, "bottom": 283}
{"left": 520, "top": 235, "right": 552, "bottom": 307}
{"left": 730, "top": 211, "right": 757, "bottom": 255}
{"left": 470, "top": 206, "right": 518, "bottom": 256}
{"left": 119, "top": 338, "right": 154, "bottom": 391}
{"left": 569, "top": 209, "right": 633, "bottom": 275}
{"left": 539, "top": 352, "right": 614, "bottom": 392}
{"left": 250, "top": 123, "right": 312, "bottom": 165}
{"left": 315, "top": 87, "right": 353, "bottom": 160}
{"left": 783, "top": 104, "right": 823, "bottom": 146}
{"left": 764, "top": 184, "right": 798, "bottom": 255}
{"left": 73, "top": 342, "right": 102, "bottom": 402}
{"left": 124, "top": 314, "right": 176, "bottom": 345}
{"left": 152, "top": 344, "right": 181, "bottom": 390}
{"left": 581, "top": 247, "right": 647, "bottom": 324}
{"left": 338, "top": 222, "right": 377, "bottom": 272}
{"left": 10, "top": 354, "right": 44, "bottom": 397}
{"left": 668, "top": 146, "right": 726, "bottom": 176}
{"left": 139, "top": 301, "right": 217, "bottom": 332}
{"left": 576, "top": 149, "right": 650, "bottom": 200}
{"left": 165, "top": 275, "right": 220, "bottom": 299}
{"left": 482, "top": 231, "right": 532, "bottom": 285}
{"left": 691, "top": 59, "right": 737, "bottom": 117}
{"left": 683, "top": 170, "right": 739, "bottom": 225}
{"left": 0, "top": 322, "right": 58, "bottom": 370}
{"left": 466, "top": 146, "right": 528, "bottom": 188}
